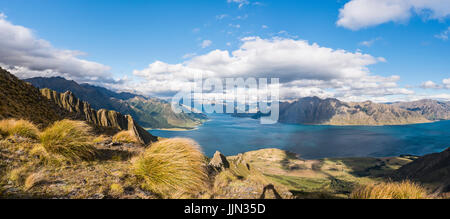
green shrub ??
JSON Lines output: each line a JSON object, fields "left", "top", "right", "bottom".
{"left": 133, "top": 138, "right": 208, "bottom": 198}
{"left": 350, "top": 181, "right": 428, "bottom": 199}
{"left": 0, "top": 119, "right": 39, "bottom": 139}
{"left": 40, "top": 120, "right": 97, "bottom": 163}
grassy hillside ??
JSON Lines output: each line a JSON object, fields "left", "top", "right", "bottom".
{"left": 227, "top": 148, "right": 423, "bottom": 198}
{"left": 0, "top": 68, "right": 65, "bottom": 127}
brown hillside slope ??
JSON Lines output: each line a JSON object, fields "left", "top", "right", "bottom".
{"left": 394, "top": 148, "right": 450, "bottom": 194}
{"left": 0, "top": 68, "right": 65, "bottom": 127}
{"left": 279, "top": 97, "right": 431, "bottom": 126}
{"left": 0, "top": 67, "right": 156, "bottom": 145}
{"left": 393, "top": 99, "right": 450, "bottom": 121}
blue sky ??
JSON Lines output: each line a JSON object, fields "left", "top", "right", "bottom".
{"left": 0, "top": 0, "right": 449, "bottom": 102}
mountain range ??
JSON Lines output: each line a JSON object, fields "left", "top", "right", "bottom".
{"left": 4, "top": 69, "right": 449, "bottom": 128}
{"left": 392, "top": 99, "right": 450, "bottom": 121}
{"left": 240, "top": 96, "right": 449, "bottom": 126}
{"left": 278, "top": 97, "right": 432, "bottom": 126}
{"left": 25, "top": 77, "right": 206, "bottom": 129}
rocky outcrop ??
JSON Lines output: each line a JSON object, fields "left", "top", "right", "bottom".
{"left": 392, "top": 99, "right": 450, "bottom": 121}
{"left": 278, "top": 97, "right": 431, "bottom": 126}
{"left": 40, "top": 88, "right": 157, "bottom": 145}
{"left": 209, "top": 151, "right": 230, "bottom": 172}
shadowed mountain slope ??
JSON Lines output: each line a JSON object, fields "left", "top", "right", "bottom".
{"left": 0, "top": 68, "right": 66, "bottom": 127}
{"left": 395, "top": 147, "right": 450, "bottom": 194}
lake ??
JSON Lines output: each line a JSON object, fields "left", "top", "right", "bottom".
{"left": 149, "top": 114, "right": 450, "bottom": 159}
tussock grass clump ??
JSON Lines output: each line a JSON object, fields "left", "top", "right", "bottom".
{"left": 8, "top": 166, "right": 31, "bottom": 184}
{"left": 40, "top": 120, "right": 98, "bottom": 163}
{"left": 133, "top": 138, "right": 209, "bottom": 198}
{"left": 112, "top": 131, "right": 138, "bottom": 144}
{"left": 109, "top": 183, "right": 124, "bottom": 197}
{"left": 0, "top": 119, "right": 39, "bottom": 139}
{"left": 350, "top": 181, "right": 428, "bottom": 199}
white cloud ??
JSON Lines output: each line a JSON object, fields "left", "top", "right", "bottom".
{"left": 182, "top": 53, "right": 197, "bottom": 59}
{"left": 201, "top": 40, "right": 212, "bottom": 48}
{"left": 229, "top": 24, "right": 241, "bottom": 28}
{"left": 262, "top": 25, "right": 269, "bottom": 29}
{"left": 421, "top": 78, "right": 450, "bottom": 89}
{"left": 0, "top": 13, "right": 111, "bottom": 83}
{"left": 227, "top": 0, "right": 250, "bottom": 8}
{"left": 131, "top": 37, "right": 411, "bottom": 101}
{"left": 337, "top": 0, "right": 450, "bottom": 30}
{"left": 443, "top": 78, "right": 450, "bottom": 88}
{"left": 235, "top": 14, "right": 248, "bottom": 20}
{"left": 421, "top": 80, "right": 442, "bottom": 89}
{"left": 435, "top": 26, "right": 450, "bottom": 40}
{"left": 359, "top": 37, "right": 382, "bottom": 47}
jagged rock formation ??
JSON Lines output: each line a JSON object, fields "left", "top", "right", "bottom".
{"left": 278, "top": 97, "right": 431, "bottom": 126}
{"left": 392, "top": 99, "right": 450, "bottom": 121}
{"left": 209, "top": 151, "right": 230, "bottom": 172}
{"left": 26, "top": 77, "right": 206, "bottom": 129}
{"left": 395, "top": 147, "right": 450, "bottom": 194}
{"left": 40, "top": 88, "right": 157, "bottom": 145}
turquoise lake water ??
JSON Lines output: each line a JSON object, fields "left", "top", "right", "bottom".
{"left": 149, "top": 114, "right": 450, "bottom": 159}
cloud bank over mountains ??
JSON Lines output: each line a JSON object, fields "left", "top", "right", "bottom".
{"left": 0, "top": 13, "right": 113, "bottom": 83}
{"left": 132, "top": 37, "right": 413, "bottom": 102}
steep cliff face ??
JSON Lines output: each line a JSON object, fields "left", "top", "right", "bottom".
{"left": 392, "top": 99, "right": 450, "bottom": 121}
{"left": 40, "top": 89, "right": 157, "bottom": 145}
{"left": 278, "top": 97, "right": 431, "bottom": 126}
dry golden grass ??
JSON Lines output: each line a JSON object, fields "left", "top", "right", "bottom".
{"left": 24, "top": 172, "right": 46, "bottom": 191}
{"left": 0, "top": 119, "right": 39, "bottom": 139}
{"left": 112, "top": 131, "right": 138, "bottom": 144}
{"left": 350, "top": 181, "right": 428, "bottom": 199}
{"left": 93, "top": 135, "right": 109, "bottom": 144}
{"left": 39, "top": 120, "right": 98, "bottom": 163}
{"left": 8, "top": 166, "right": 30, "bottom": 184}
{"left": 109, "top": 183, "right": 124, "bottom": 197}
{"left": 133, "top": 138, "right": 209, "bottom": 198}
